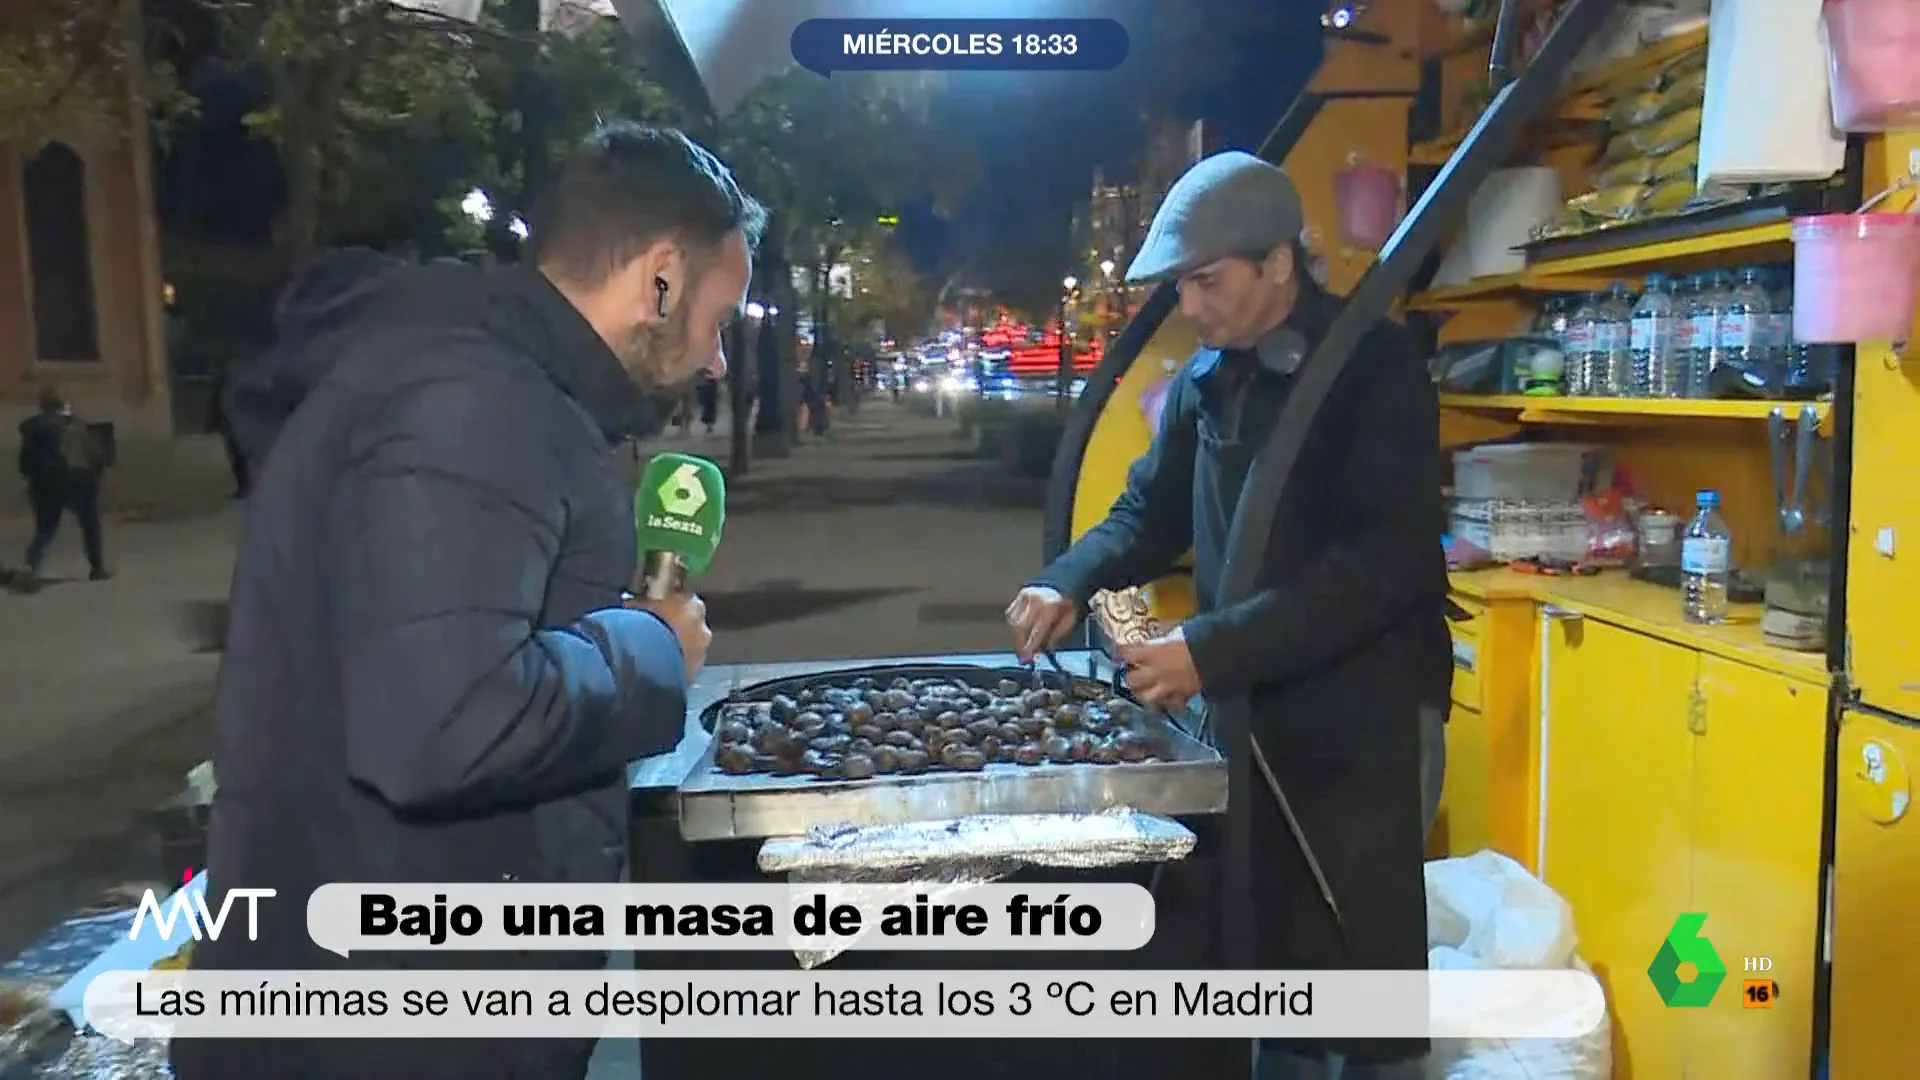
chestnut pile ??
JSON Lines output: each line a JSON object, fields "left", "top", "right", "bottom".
{"left": 711, "top": 674, "right": 1157, "bottom": 780}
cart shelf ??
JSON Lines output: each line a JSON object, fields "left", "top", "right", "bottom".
{"left": 1410, "top": 219, "right": 1795, "bottom": 310}
{"left": 1439, "top": 393, "right": 1832, "bottom": 428}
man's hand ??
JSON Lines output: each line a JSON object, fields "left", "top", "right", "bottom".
{"left": 630, "top": 593, "right": 712, "bottom": 684}
{"left": 1005, "top": 585, "right": 1076, "bottom": 663}
{"left": 1115, "top": 626, "right": 1201, "bottom": 711}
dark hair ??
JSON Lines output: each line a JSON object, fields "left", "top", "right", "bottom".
{"left": 36, "top": 386, "right": 63, "bottom": 413}
{"left": 528, "top": 123, "right": 767, "bottom": 287}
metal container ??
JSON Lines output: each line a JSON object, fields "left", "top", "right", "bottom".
{"left": 676, "top": 662, "right": 1228, "bottom": 841}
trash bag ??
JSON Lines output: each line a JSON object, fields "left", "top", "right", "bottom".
{"left": 1424, "top": 850, "right": 1612, "bottom": 1080}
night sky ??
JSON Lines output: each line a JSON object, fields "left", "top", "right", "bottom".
{"left": 155, "top": 0, "right": 1326, "bottom": 287}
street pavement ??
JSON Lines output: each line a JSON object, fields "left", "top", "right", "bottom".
{"left": 0, "top": 400, "right": 1052, "bottom": 960}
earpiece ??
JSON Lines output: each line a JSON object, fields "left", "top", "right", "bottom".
{"left": 654, "top": 277, "right": 670, "bottom": 318}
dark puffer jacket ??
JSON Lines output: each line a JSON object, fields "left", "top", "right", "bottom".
{"left": 174, "top": 261, "right": 688, "bottom": 1080}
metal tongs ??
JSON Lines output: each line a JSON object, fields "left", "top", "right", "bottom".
{"left": 1767, "top": 404, "right": 1823, "bottom": 537}
{"left": 1026, "top": 648, "right": 1069, "bottom": 688}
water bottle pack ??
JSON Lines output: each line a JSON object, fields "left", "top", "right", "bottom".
{"left": 1540, "top": 264, "right": 1826, "bottom": 399}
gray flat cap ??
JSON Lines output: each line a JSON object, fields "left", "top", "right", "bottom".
{"left": 1126, "top": 150, "right": 1303, "bottom": 284}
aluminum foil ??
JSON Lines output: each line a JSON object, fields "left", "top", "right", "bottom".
{"left": 17, "top": 1030, "right": 171, "bottom": 1079}
{"left": 758, "top": 808, "right": 1195, "bottom": 969}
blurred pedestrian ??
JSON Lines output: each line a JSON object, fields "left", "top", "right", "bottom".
{"left": 696, "top": 370, "right": 719, "bottom": 434}
{"left": 12, "top": 386, "right": 110, "bottom": 590}
{"left": 208, "top": 356, "right": 249, "bottom": 499}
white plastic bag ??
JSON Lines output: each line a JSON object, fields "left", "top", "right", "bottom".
{"left": 1424, "top": 850, "right": 1612, "bottom": 1080}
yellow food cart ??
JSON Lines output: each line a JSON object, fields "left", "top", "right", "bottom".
{"left": 1047, "top": 1, "right": 1919, "bottom": 1076}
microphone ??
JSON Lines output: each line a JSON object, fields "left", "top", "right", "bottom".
{"left": 632, "top": 452, "right": 726, "bottom": 600}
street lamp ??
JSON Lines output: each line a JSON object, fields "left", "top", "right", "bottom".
{"left": 1062, "top": 275, "right": 1078, "bottom": 290}
{"left": 1097, "top": 260, "right": 1119, "bottom": 337}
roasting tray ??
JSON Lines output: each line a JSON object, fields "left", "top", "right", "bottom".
{"left": 676, "top": 662, "right": 1227, "bottom": 841}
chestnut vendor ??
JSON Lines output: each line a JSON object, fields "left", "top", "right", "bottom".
{"left": 1005, "top": 150, "right": 1450, "bottom": 1078}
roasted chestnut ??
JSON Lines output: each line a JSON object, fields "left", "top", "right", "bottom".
{"left": 754, "top": 727, "right": 800, "bottom": 757}
{"left": 712, "top": 675, "right": 1155, "bottom": 779}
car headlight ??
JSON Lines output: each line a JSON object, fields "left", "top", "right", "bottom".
{"left": 913, "top": 379, "right": 931, "bottom": 393}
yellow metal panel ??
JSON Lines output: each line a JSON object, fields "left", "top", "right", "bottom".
{"left": 1479, "top": 597, "right": 1539, "bottom": 868}
{"left": 1444, "top": 571, "right": 1828, "bottom": 685}
{"left": 1686, "top": 656, "right": 1825, "bottom": 1079}
{"left": 1432, "top": 702, "right": 1491, "bottom": 858}
{"left": 1829, "top": 708, "right": 1920, "bottom": 1078}
{"left": 1070, "top": 312, "right": 1200, "bottom": 630}
{"left": 1283, "top": 97, "right": 1412, "bottom": 295}
{"left": 1310, "top": 0, "right": 1422, "bottom": 96}
{"left": 1449, "top": 623, "right": 1483, "bottom": 713}
{"left": 1845, "top": 336, "right": 1920, "bottom": 716}
{"left": 1540, "top": 616, "right": 1697, "bottom": 1079}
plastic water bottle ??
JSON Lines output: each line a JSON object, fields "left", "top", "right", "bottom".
{"left": 1719, "top": 267, "right": 1774, "bottom": 388}
{"left": 1629, "top": 273, "right": 1680, "bottom": 397}
{"left": 1683, "top": 271, "right": 1729, "bottom": 397}
{"left": 1765, "top": 268, "right": 1795, "bottom": 383}
{"left": 1681, "top": 490, "right": 1732, "bottom": 625}
{"left": 1596, "top": 282, "right": 1634, "bottom": 395}
{"left": 1563, "top": 293, "right": 1601, "bottom": 396}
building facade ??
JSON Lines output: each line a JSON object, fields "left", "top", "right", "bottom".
{"left": 0, "top": 6, "right": 170, "bottom": 441}
{"left": 0, "top": 4, "right": 198, "bottom": 521}
{"left": 0, "top": 133, "right": 170, "bottom": 432}
{"left": 1078, "top": 118, "right": 1203, "bottom": 333}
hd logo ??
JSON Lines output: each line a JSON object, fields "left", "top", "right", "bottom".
{"left": 1649, "top": 912, "right": 1727, "bottom": 1007}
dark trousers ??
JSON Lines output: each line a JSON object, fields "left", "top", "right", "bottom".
{"left": 25, "top": 481, "right": 104, "bottom": 573}
{"left": 697, "top": 382, "right": 719, "bottom": 429}
{"left": 221, "top": 428, "right": 249, "bottom": 496}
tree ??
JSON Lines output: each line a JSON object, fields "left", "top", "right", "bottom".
{"left": 0, "top": 0, "right": 190, "bottom": 148}
{"left": 715, "top": 68, "right": 974, "bottom": 446}
{"left": 206, "top": 0, "right": 469, "bottom": 268}
{"left": 205, "top": 0, "right": 678, "bottom": 269}
{"left": 470, "top": 2, "right": 681, "bottom": 259}
{"left": 843, "top": 241, "right": 935, "bottom": 344}
{"left": 312, "top": 15, "right": 495, "bottom": 253}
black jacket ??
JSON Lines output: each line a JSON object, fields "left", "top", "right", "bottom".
{"left": 1036, "top": 285, "right": 1449, "bottom": 1063}
{"left": 17, "top": 411, "right": 100, "bottom": 491}
{"left": 175, "top": 264, "right": 687, "bottom": 1080}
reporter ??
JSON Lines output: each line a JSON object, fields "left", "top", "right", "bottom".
{"left": 174, "top": 124, "right": 761, "bottom": 1080}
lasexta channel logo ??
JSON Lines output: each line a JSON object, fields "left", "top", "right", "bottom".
{"left": 1648, "top": 912, "right": 1727, "bottom": 1007}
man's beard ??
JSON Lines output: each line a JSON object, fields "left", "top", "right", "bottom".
{"left": 617, "top": 309, "right": 696, "bottom": 393}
